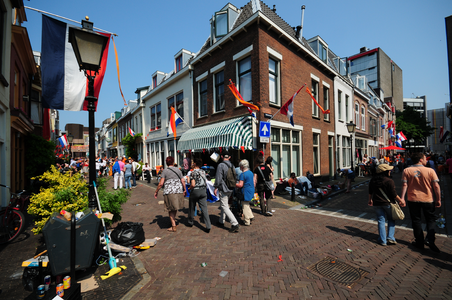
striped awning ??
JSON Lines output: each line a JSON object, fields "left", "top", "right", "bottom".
{"left": 178, "top": 116, "right": 253, "bottom": 151}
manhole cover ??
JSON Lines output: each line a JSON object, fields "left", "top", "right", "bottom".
{"left": 308, "top": 257, "right": 368, "bottom": 288}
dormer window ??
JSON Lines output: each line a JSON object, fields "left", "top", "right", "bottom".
{"left": 215, "top": 11, "right": 228, "bottom": 37}
{"left": 175, "top": 55, "right": 182, "bottom": 72}
{"left": 307, "top": 36, "right": 329, "bottom": 63}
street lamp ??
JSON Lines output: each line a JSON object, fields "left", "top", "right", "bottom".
{"left": 346, "top": 121, "right": 356, "bottom": 171}
{"left": 69, "top": 18, "right": 109, "bottom": 211}
{"left": 67, "top": 133, "right": 74, "bottom": 159}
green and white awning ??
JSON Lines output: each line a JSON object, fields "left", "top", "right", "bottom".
{"left": 178, "top": 116, "right": 253, "bottom": 151}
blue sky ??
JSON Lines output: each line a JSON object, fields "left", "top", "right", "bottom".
{"left": 25, "top": 0, "right": 452, "bottom": 130}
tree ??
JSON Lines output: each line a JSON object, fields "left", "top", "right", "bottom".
{"left": 395, "top": 106, "right": 434, "bottom": 148}
{"left": 122, "top": 133, "right": 142, "bottom": 159}
{"left": 25, "top": 133, "right": 56, "bottom": 190}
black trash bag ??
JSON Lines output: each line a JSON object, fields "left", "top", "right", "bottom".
{"left": 22, "top": 267, "right": 40, "bottom": 291}
{"left": 111, "top": 222, "right": 145, "bottom": 247}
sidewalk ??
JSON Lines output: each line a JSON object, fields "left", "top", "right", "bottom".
{"left": 122, "top": 175, "right": 452, "bottom": 299}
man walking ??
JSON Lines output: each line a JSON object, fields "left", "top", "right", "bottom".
{"left": 112, "top": 158, "right": 122, "bottom": 190}
{"left": 401, "top": 152, "right": 441, "bottom": 252}
{"left": 214, "top": 150, "right": 240, "bottom": 233}
{"left": 131, "top": 158, "right": 141, "bottom": 188}
{"left": 118, "top": 157, "right": 125, "bottom": 189}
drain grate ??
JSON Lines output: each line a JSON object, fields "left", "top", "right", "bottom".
{"left": 307, "top": 257, "right": 368, "bottom": 288}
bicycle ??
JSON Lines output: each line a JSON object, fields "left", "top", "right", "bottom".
{"left": 0, "top": 184, "right": 29, "bottom": 244}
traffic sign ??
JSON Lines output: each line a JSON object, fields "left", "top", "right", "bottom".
{"left": 259, "top": 121, "right": 271, "bottom": 138}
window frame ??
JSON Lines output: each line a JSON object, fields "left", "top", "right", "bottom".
{"left": 355, "top": 103, "right": 360, "bottom": 128}
{"left": 213, "top": 70, "right": 225, "bottom": 113}
{"left": 311, "top": 79, "right": 319, "bottom": 117}
{"left": 313, "top": 132, "right": 320, "bottom": 175}
{"left": 271, "top": 127, "right": 302, "bottom": 178}
{"left": 175, "top": 55, "right": 182, "bottom": 72}
{"left": 361, "top": 106, "right": 366, "bottom": 131}
{"left": 237, "top": 56, "right": 252, "bottom": 105}
{"left": 199, "top": 79, "right": 208, "bottom": 117}
{"left": 268, "top": 57, "right": 280, "bottom": 106}
{"left": 345, "top": 95, "right": 349, "bottom": 122}
{"left": 323, "top": 86, "right": 329, "bottom": 121}
{"left": 338, "top": 90, "right": 342, "bottom": 121}
{"left": 214, "top": 11, "right": 228, "bottom": 38}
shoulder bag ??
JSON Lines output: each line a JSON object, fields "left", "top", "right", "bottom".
{"left": 378, "top": 188, "right": 404, "bottom": 220}
{"left": 257, "top": 165, "right": 275, "bottom": 191}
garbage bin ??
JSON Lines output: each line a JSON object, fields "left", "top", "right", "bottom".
{"left": 42, "top": 209, "right": 100, "bottom": 276}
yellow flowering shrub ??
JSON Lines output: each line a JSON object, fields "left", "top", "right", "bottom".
{"left": 28, "top": 165, "right": 88, "bottom": 234}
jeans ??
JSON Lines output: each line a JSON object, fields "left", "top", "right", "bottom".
{"left": 373, "top": 205, "right": 395, "bottom": 244}
{"left": 407, "top": 201, "right": 436, "bottom": 245}
{"left": 295, "top": 182, "right": 309, "bottom": 195}
{"left": 218, "top": 191, "right": 238, "bottom": 226}
{"left": 188, "top": 189, "right": 211, "bottom": 230}
{"left": 125, "top": 174, "right": 132, "bottom": 189}
{"left": 132, "top": 173, "right": 137, "bottom": 186}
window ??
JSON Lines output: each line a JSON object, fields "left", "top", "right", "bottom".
{"left": 342, "top": 136, "right": 350, "bottom": 167}
{"left": 338, "top": 90, "right": 342, "bottom": 120}
{"left": 113, "top": 128, "right": 117, "bottom": 142}
{"left": 320, "top": 45, "right": 327, "bottom": 62}
{"left": 14, "top": 69, "right": 19, "bottom": 108}
{"left": 269, "top": 58, "right": 279, "bottom": 105}
{"left": 238, "top": 56, "right": 252, "bottom": 103}
{"left": 323, "top": 87, "right": 329, "bottom": 121}
{"left": 176, "top": 92, "right": 184, "bottom": 118}
{"left": 311, "top": 80, "right": 319, "bottom": 117}
{"left": 215, "top": 11, "right": 228, "bottom": 37}
{"left": 214, "top": 71, "right": 225, "bottom": 112}
{"left": 150, "top": 103, "right": 161, "bottom": 130}
{"left": 168, "top": 96, "right": 174, "bottom": 118}
{"left": 313, "top": 133, "right": 320, "bottom": 174}
{"left": 199, "top": 80, "right": 207, "bottom": 117}
{"left": 152, "top": 76, "right": 157, "bottom": 89}
{"left": 361, "top": 106, "right": 365, "bottom": 130}
{"left": 271, "top": 128, "right": 301, "bottom": 178}
{"left": 355, "top": 103, "right": 359, "bottom": 128}
{"left": 345, "top": 95, "right": 349, "bottom": 122}
{"left": 175, "top": 55, "right": 182, "bottom": 72}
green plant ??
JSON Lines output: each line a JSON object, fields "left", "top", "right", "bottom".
{"left": 25, "top": 134, "right": 56, "bottom": 191}
{"left": 96, "top": 177, "right": 129, "bottom": 226}
{"left": 28, "top": 167, "right": 130, "bottom": 234}
{"left": 28, "top": 165, "right": 88, "bottom": 234}
{"left": 122, "top": 133, "right": 142, "bottom": 159}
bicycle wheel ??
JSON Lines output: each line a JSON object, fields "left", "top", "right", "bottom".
{"left": 0, "top": 210, "right": 25, "bottom": 244}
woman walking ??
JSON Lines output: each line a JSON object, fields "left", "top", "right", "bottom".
{"left": 253, "top": 154, "right": 273, "bottom": 216}
{"left": 124, "top": 160, "right": 133, "bottom": 190}
{"left": 368, "top": 164, "right": 405, "bottom": 246}
{"left": 236, "top": 159, "right": 255, "bottom": 226}
{"left": 154, "top": 156, "right": 186, "bottom": 232}
{"left": 188, "top": 158, "right": 211, "bottom": 233}
{"left": 266, "top": 156, "right": 276, "bottom": 199}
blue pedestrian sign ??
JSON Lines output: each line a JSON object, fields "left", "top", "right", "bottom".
{"left": 259, "top": 121, "right": 271, "bottom": 138}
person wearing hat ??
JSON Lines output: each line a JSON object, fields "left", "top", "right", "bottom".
{"left": 214, "top": 150, "right": 240, "bottom": 233}
{"left": 368, "top": 163, "right": 405, "bottom": 246}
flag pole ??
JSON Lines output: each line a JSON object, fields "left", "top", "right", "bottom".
{"left": 269, "top": 83, "right": 307, "bottom": 121}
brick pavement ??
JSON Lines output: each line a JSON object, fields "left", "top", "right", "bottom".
{"left": 122, "top": 176, "right": 452, "bottom": 299}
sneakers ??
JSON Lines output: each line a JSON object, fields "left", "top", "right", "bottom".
{"left": 387, "top": 239, "right": 397, "bottom": 245}
{"left": 266, "top": 212, "right": 273, "bottom": 216}
{"left": 229, "top": 224, "right": 240, "bottom": 233}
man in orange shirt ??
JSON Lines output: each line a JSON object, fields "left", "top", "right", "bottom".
{"left": 401, "top": 152, "right": 441, "bottom": 252}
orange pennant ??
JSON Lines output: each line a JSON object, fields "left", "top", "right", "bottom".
{"left": 306, "top": 87, "right": 330, "bottom": 114}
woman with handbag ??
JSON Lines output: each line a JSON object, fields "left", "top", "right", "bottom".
{"left": 154, "top": 156, "right": 187, "bottom": 232}
{"left": 253, "top": 153, "right": 274, "bottom": 216}
{"left": 368, "top": 164, "right": 405, "bottom": 246}
{"left": 188, "top": 158, "right": 211, "bottom": 233}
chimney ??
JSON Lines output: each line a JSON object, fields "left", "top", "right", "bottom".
{"left": 300, "top": 5, "right": 306, "bottom": 41}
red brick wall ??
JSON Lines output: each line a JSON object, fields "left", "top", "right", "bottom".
{"left": 192, "top": 22, "right": 336, "bottom": 177}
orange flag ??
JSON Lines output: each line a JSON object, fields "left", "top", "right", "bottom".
{"left": 306, "top": 87, "right": 330, "bottom": 114}
{"left": 228, "top": 80, "right": 259, "bottom": 115}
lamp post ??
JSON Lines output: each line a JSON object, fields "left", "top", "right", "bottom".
{"left": 67, "top": 133, "right": 74, "bottom": 159}
{"left": 69, "top": 18, "right": 109, "bottom": 211}
{"left": 346, "top": 121, "right": 356, "bottom": 172}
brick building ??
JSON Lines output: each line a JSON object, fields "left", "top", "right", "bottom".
{"left": 179, "top": 1, "right": 338, "bottom": 179}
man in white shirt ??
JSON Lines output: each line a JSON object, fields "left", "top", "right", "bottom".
{"left": 131, "top": 158, "right": 141, "bottom": 188}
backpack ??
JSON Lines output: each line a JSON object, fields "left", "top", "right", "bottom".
{"left": 222, "top": 162, "right": 237, "bottom": 190}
